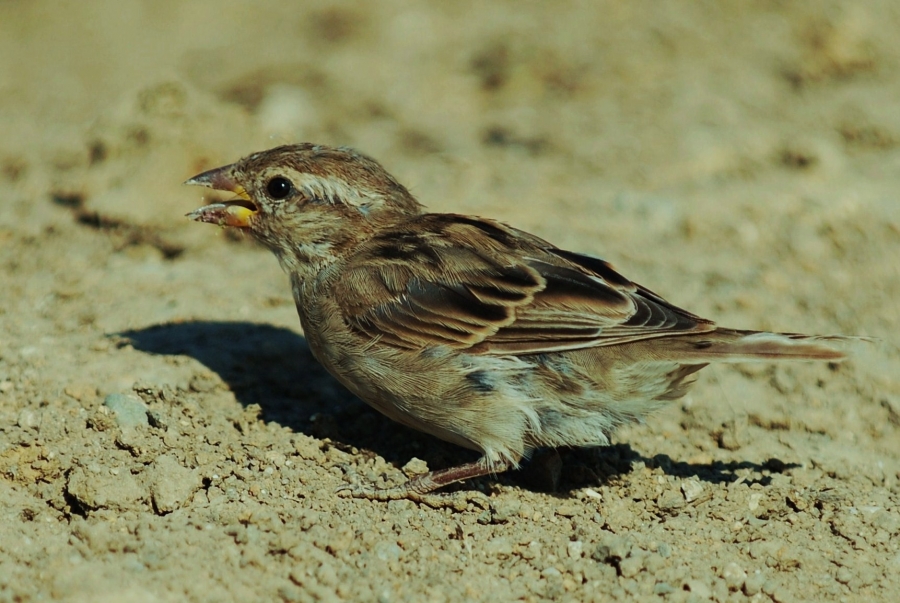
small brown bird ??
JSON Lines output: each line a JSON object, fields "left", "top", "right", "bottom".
{"left": 186, "top": 144, "right": 849, "bottom": 500}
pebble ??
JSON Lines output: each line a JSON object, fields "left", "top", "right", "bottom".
{"left": 16, "top": 408, "right": 40, "bottom": 429}
{"left": 566, "top": 540, "right": 583, "bottom": 559}
{"left": 657, "top": 489, "right": 685, "bottom": 511}
{"left": 401, "top": 457, "right": 429, "bottom": 476}
{"left": 684, "top": 579, "right": 711, "bottom": 599}
{"left": 681, "top": 478, "right": 705, "bottom": 503}
{"left": 103, "top": 393, "right": 149, "bottom": 427}
{"left": 541, "top": 567, "right": 561, "bottom": 579}
{"left": 373, "top": 541, "right": 402, "bottom": 562}
{"left": 147, "top": 454, "right": 201, "bottom": 513}
{"left": 490, "top": 499, "right": 520, "bottom": 523}
{"left": 743, "top": 571, "right": 766, "bottom": 596}
{"left": 555, "top": 504, "right": 578, "bottom": 518}
{"left": 66, "top": 466, "right": 144, "bottom": 511}
{"left": 619, "top": 555, "right": 644, "bottom": 578}
{"left": 484, "top": 537, "right": 513, "bottom": 559}
{"left": 653, "top": 582, "right": 675, "bottom": 595}
{"left": 592, "top": 534, "right": 631, "bottom": 563}
{"left": 721, "top": 562, "right": 747, "bottom": 591}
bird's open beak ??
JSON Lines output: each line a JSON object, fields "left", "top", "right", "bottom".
{"left": 184, "top": 164, "right": 258, "bottom": 228}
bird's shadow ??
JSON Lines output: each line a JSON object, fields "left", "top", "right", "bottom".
{"left": 122, "top": 320, "right": 796, "bottom": 495}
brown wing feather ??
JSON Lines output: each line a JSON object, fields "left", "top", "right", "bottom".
{"left": 333, "top": 214, "right": 715, "bottom": 353}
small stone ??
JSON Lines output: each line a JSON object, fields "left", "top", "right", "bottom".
{"left": 189, "top": 372, "right": 219, "bottom": 392}
{"left": 718, "top": 429, "right": 742, "bottom": 450}
{"left": 619, "top": 555, "right": 644, "bottom": 578}
{"left": 684, "top": 579, "right": 711, "bottom": 598}
{"left": 721, "top": 562, "right": 747, "bottom": 591}
{"left": 748, "top": 492, "right": 763, "bottom": 511}
{"left": 490, "top": 499, "right": 520, "bottom": 523}
{"left": 541, "top": 567, "right": 561, "bottom": 579}
{"left": 657, "top": 490, "right": 685, "bottom": 511}
{"left": 644, "top": 553, "right": 665, "bottom": 573}
{"left": 555, "top": 504, "right": 578, "bottom": 518}
{"left": 835, "top": 567, "right": 852, "bottom": 584}
{"left": 520, "top": 541, "right": 541, "bottom": 560}
{"left": 401, "top": 457, "right": 429, "bottom": 477}
{"left": 592, "top": 534, "right": 631, "bottom": 564}
{"left": 103, "top": 393, "right": 149, "bottom": 427}
{"left": 771, "top": 585, "right": 792, "bottom": 603}
{"left": 681, "top": 478, "right": 704, "bottom": 503}
{"left": 653, "top": 583, "right": 675, "bottom": 595}
{"left": 717, "top": 418, "right": 746, "bottom": 450}
{"left": 63, "top": 382, "right": 96, "bottom": 401}
{"left": 265, "top": 451, "right": 287, "bottom": 468}
{"left": 66, "top": 466, "right": 144, "bottom": 511}
{"left": 16, "top": 408, "right": 40, "bottom": 429}
{"left": 373, "top": 540, "right": 402, "bottom": 562}
{"left": 566, "top": 540, "right": 584, "bottom": 559}
{"left": 148, "top": 454, "right": 200, "bottom": 513}
{"left": 743, "top": 572, "right": 766, "bottom": 596}
{"left": 786, "top": 490, "right": 808, "bottom": 511}
{"left": 485, "top": 537, "right": 513, "bottom": 559}
{"left": 147, "top": 410, "right": 168, "bottom": 430}
{"left": 580, "top": 488, "right": 602, "bottom": 500}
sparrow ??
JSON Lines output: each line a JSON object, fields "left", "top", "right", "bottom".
{"left": 186, "top": 143, "right": 850, "bottom": 500}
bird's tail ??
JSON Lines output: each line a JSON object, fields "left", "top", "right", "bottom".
{"left": 671, "top": 328, "right": 862, "bottom": 363}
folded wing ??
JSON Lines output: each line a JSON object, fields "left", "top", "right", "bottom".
{"left": 332, "top": 215, "right": 715, "bottom": 354}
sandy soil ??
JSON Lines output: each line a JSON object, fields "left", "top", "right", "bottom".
{"left": 2, "top": 1, "right": 899, "bottom": 601}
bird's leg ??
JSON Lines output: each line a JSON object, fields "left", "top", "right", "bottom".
{"left": 337, "top": 457, "right": 511, "bottom": 501}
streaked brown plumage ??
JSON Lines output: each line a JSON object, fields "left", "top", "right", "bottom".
{"left": 186, "top": 143, "right": 850, "bottom": 500}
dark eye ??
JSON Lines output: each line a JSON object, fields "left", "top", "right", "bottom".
{"left": 266, "top": 176, "right": 293, "bottom": 200}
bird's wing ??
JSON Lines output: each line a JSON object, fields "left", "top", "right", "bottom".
{"left": 331, "top": 214, "right": 715, "bottom": 354}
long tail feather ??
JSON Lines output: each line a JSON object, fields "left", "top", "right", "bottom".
{"left": 678, "top": 329, "right": 860, "bottom": 362}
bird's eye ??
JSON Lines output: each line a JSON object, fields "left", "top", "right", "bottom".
{"left": 265, "top": 176, "right": 293, "bottom": 200}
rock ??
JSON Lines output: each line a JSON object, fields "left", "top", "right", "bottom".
{"left": 592, "top": 534, "right": 632, "bottom": 564}
{"left": 657, "top": 489, "right": 685, "bottom": 511}
{"left": 373, "top": 540, "right": 402, "bottom": 562}
{"left": 566, "top": 540, "right": 584, "bottom": 559}
{"left": 484, "top": 537, "right": 513, "bottom": 559}
{"left": 67, "top": 466, "right": 145, "bottom": 511}
{"left": 147, "top": 454, "right": 200, "bottom": 513}
{"left": 654, "top": 583, "right": 675, "bottom": 595}
{"left": 743, "top": 571, "right": 766, "bottom": 596}
{"left": 16, "top": 408, "right": 40, "bottom": 430}
{"left": 619, "top": 555, "right": 645, "bottom": 578}
{"left": 721, "top": 562, "right": 747, "bottom": 591}
{"left": 681, "top": 478, "right": 705, "bottom": 503}
{"left": 555, "top": 504, "right": 578, "bottom": 517}
{"left": 102, "top": 393, "right": 149, "bottom": 427}
{"left": 401, "top": 457, "right": 429, "bottom": 477}
{"left": 684, "top": 579, "right": 711, "bottom": 599}
{"left": 490, "top": 498, "right": 520, "bottom": 523}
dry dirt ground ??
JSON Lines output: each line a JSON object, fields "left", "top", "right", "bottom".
{"left": 2, "top": 1, "right": 900, "bottom": 602}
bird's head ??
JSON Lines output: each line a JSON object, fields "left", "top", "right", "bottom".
{"left": 186, "top": 144, "right": 422, "bottom": 274}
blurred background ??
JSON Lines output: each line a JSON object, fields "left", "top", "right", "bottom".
{"left": 2, "top": 1, "right": 898, "bottom": 329}
{"left": 3, "top": 0, "right": 898, "bottom": 324}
